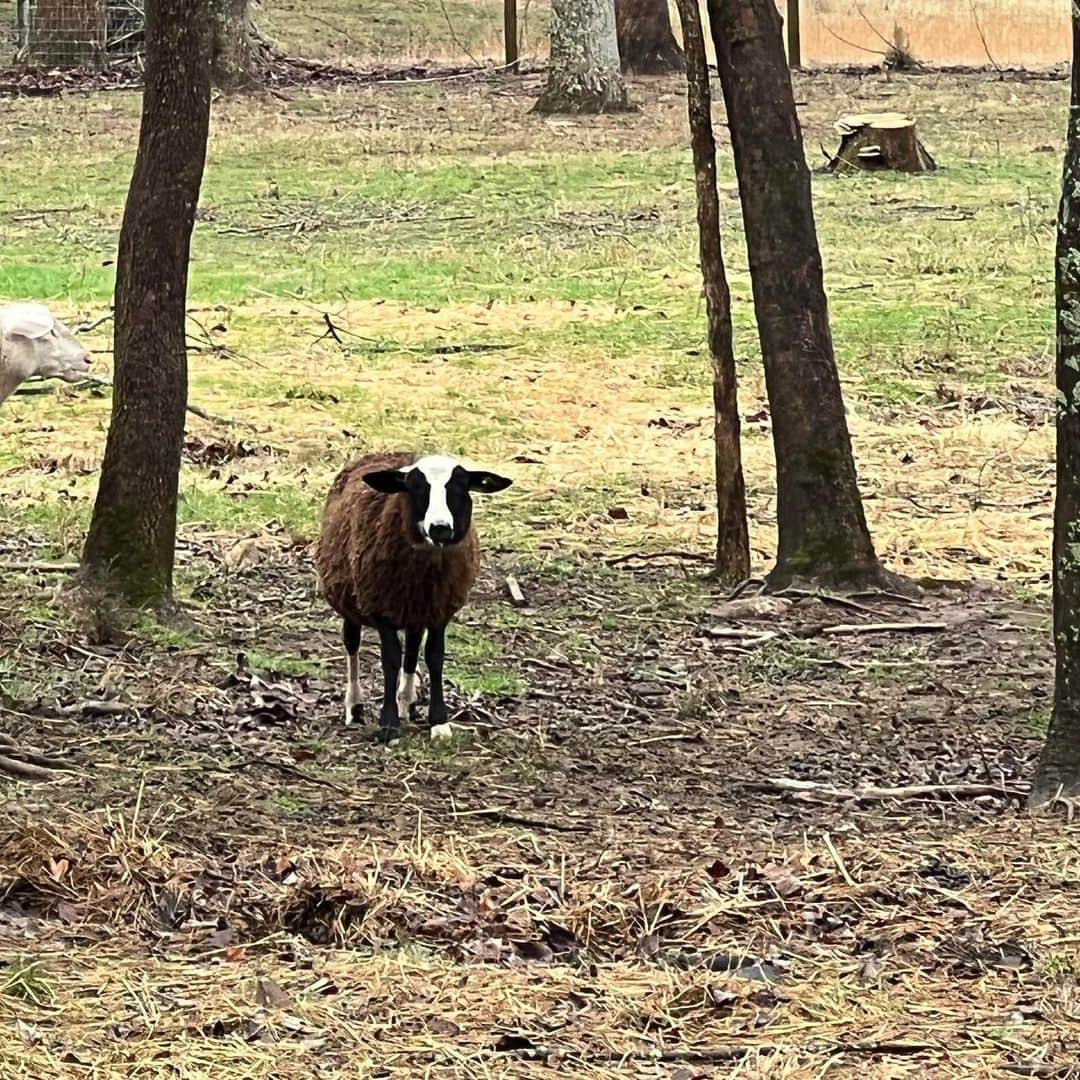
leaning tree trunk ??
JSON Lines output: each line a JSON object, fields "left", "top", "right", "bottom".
{"left": 211, "top": 0, "right": 267, "bottom": 90}
{"left": 674, "top": 0, "right": 748, "bottom": 585}
{"left": 1031, "top": 13, "right": 1080, "bottom": 807}
{"left": 534, "top": 0, "right": 632, "bottom": 115}
{"left": 707, "top": 0, "right": 891, "bottom": 592}
{"left": 81, "top": 0, "right": 212, "bottom": 609}
{"left": 616, "top": 0, "right": 685, "bottom": 74}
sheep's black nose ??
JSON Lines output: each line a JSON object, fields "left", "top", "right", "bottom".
{"left": 429, "top": 523, "right": 453, "bottom": 545}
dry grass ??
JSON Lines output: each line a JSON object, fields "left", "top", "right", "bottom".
{"left": 0, "top": 805, "right": 1076, "bottom": 1078}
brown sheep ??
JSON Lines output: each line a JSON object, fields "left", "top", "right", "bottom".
{"left": 317, "top": 451, "right": 512, "bottom": 742}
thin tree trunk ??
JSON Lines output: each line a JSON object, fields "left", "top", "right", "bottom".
{"left": 1031, "top": 14, "right": 1080, "bottom": 807}
{"left": 211, "top": 0, "right": 266, "bottom": 90}
{"left": 674, "top": 0, "right": 748, "bottom": 585}
{"left": 81, "top": 0, "right": 211, "bottom": 609}
{"left": 534, "top": 0, "right": 633, "bottom": 115}
{"left": 706, "top": 0, "right": 892, "bottom": 592}
{"left": 616, "top": 0, "right": 685, "bottom": 74}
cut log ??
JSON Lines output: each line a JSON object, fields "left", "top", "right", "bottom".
{"left": 826, "top": 113, "right": 936, "bottom": 174}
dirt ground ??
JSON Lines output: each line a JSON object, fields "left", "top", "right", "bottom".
{"left": 0, "top": 538, "right": 1074, "bottom": 1077}
{"left": 0, "top": 65, "right": 1077, "bottom": 1080}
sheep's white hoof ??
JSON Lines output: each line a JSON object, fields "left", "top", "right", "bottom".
{"left": 344, "top": 685, "right": 363, "bottom": 726}
{"left": 429, "top": 722, "right": 454, "bottom": 742}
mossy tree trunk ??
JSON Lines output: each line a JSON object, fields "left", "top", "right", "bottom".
{"left": 533, "top": 0, "right": 632, "bottom": 115}
{"left": 211, "top": 0, "right": 267, "bottom": 89}
{"left": 1031, "top": 13, "right": 1080, "bottom": 807}
{"left": 706, "top": 0, "right": 890, "bottom": 591}
{"left": 673, "top": 0, "right": 748, "bottom": 585}
{"left": 616, "top": 0, "right": 685, "bottom": 74}
{"left": 81, "top": 0, "right": 212, "bottom": 609}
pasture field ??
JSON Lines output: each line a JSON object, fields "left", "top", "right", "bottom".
{"left": 0, "top": 49, "right": 1077, "bottom": 1080}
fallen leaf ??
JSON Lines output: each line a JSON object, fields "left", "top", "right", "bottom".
{"left": 254, "top": 976, "right": 293, "bottom": 1009}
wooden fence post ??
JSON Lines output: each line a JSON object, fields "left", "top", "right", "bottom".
{"left": 504, "top": 0, "right": 518, "bottom": 72}
{"left": 787, "top": 0, "right": 801, "bottom": 67}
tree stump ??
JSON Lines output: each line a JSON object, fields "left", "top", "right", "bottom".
{"left": 825, "top": 113, "right": 936, "bottom": 174}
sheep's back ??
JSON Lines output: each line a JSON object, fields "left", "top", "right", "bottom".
{"left": 317, "top": 452, "right": 479, "bottom": 632}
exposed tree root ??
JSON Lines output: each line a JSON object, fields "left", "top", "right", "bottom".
{"left": 0, "top": 732, "right": 73, "bottom": 780}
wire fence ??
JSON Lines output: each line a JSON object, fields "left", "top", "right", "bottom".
{"left": 1, "top": 0, "right": 141, "bottom": 66}
{"left": 0, "top": 0, "right": 1070, "bottom": 73}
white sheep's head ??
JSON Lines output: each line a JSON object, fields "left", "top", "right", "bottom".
{"left": 0, "top": 304, "right": 93, "bottom": 397}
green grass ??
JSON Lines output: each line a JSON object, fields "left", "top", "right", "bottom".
{"left": 246, "top": 648, "right": 324, "bottom": 677}
{"left": 448, "top": 623, "right": 527, "bottom": 696}
{"left": 0, "top": 73, "right": 1064, "bottom": 590}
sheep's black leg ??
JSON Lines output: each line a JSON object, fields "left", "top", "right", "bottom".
{"left": 425, "top": 624, "right": 448, "bottom": 732}
{"left": 398, "top": 630, "right": 423, "bottom": 721}
{"left": 343, "top": 619, "right": 363, "bottom": 726}
{"left": 374, "top": 618, "right": 403, "bottom": 743}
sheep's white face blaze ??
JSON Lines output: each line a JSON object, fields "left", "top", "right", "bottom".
{"left": 414, "top": 454, "right": 458, "bottom": 546}
{"left": 361, "top": 454, "right": 513, "bottom": 549}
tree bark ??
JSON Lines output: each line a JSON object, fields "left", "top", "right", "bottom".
{"left": 211, "top": 0, "right": 267, "bottom": 90}
{"left": 81, "top": 0, "right": 211, "bottom": 609}
{"left": 826, "top": 114, "right": 937, "bottom": 175}
{"left": 707, "top": 0, "right": 891, "bottom": 592}
{"left": 534, "top": 0, "right": 633, "bottom": 115}
{"left": 616, "top": 0, "right": 685, "bottom": 74}
{"left": 673, "top": 0, "right": 748, "bottom": 586}
{"left": 1031, "top": 14, "right": 1080, "bottom": 807}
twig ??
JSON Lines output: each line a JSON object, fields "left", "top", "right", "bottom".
{"left": 488, "top": 1040, "right": 935, "bottom": 1064}
{"left": 0, "top": 754, "right": 68, "bottom": 780}
{"left": 969, "top": 2, "right": 1003, "bottom": 73}
{"left": 775, "top": 588, "right": 885, "bottom": 616}
{"left": 745, "top": 777, "right": 1028, "bottom": 802}
{"left": 435, "top": 0, "right": 481, "bottom": 67}
{"left": 74, "top": 311, "right": 113, "bottom": 333}
{"left": 606, "top": 550, "right": 715, "bottom": 567}
{"left": 1, "top": 561, "right": 78, "bottom": 573}
{"left": 63, "top": 374, "right": 246, "bottom": 428}
{"left": 229, "top": 756, "right": 355, "bottom": 795}
{"left": 822, "top": 831, "right": 857, "bottom": 886}
{"left": 815, "top": 621, "right": 946, "bottom": 637}
{"left": 705, "top": 626, "right": 778, "bottom": 643}
{"left": 186, "top": 401, "right": 247, "bottom": 428}
{"left": 452, "top": 807, "right": 588, "bottom": 833}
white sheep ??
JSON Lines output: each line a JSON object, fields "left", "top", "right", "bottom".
{"left": 0, "top": 304, "right": 93, "bottom": 406}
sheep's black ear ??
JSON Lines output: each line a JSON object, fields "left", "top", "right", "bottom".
{"left": 363, "top": 469, "right": 408, "bottom": 493}
{"left": 466, "top": 470, "right": 512, "bottom": 494}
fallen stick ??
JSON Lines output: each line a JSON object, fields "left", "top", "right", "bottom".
{"left": 63, "top": 375, "right": 247, "bottom": 428}
{"left": 452, "top": 807, "right": 588, "bottom": 833}
{"left": 816, "top": 620, "right": 947, "bottom": 636}
{"left": 746, "top": 777, "right": 1028, "bottom": 802}
{"left": 1, "top": 561, "right": 78, "bottom": 573}
{"left": 606, "top": 550, "right": 715, "bottom": 566}
{"left": 505, "top": 575, "right": 527, "bottom": 607}
{"left": 705, "top": 626, "right": 778, "bottom": 642}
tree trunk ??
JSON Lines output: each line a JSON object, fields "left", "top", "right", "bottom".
{"left": 81, "top": 0, "right": 211, "bottom": 609}
{"left": 616, "top": 0, "right": 685, "bottom": 74}
{"left": 707, "top": 0, "right": 891, "bottom": 592}
{"left": 1031, "top": 14, "right": 1080, "bottom": 807}
{"left": 673, "top": 0, "right": 748, "bottom": 586}
{"left": 533, "top": 0, "right": 633, "bottom": 115}
{"left": 28, "top": 0, "right": 106, "bottom": 67}
{"left": 211, "top": 0, "right": 266, "bottom": 90}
